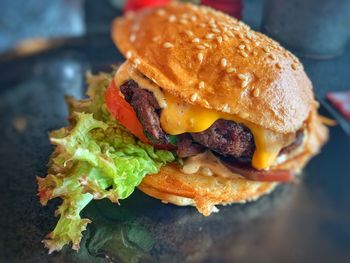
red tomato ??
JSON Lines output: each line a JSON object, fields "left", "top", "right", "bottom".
{"left": 105, "top": 81, "right": 149, "bottom": 143}
{"left": 124, "top": 0, "right": 171, "bottom": 12}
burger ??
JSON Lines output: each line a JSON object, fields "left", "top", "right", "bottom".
{"left": 38, "top": 2, "right": 328, "bottom": 253}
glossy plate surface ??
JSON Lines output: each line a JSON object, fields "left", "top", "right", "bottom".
{"left": 0, "top": 35, "right": 349, "bottom": 263}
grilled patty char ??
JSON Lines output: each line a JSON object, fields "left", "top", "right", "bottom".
{"left": 119, "top": 80, "right": 302, "bottom": 161}
{"left": 120, "top": 80, "right": 169, "bottom": 145}
{"left": 176, "top": 134, "right": 206, "bottom": 158}
{"left": 191, "top": 120, "right": 255, "bottom": 161}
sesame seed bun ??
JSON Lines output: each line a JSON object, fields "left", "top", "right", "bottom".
{"left": 110, "top": 3, "right": 328, "bottom": 215}
{"left": 138, "top": 109, "right": 328, "bottom": 215}
{"left": 112, "top": 2, "right": 316, "bottom": 133}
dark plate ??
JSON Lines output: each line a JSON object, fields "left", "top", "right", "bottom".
{"left": 0, "top": 35, "right": 350, "bottom": 263}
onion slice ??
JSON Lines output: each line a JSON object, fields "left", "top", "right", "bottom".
{"left": 222, "top": 158, "right": 293, "bottom": 183}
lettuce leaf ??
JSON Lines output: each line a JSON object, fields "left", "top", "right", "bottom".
{"left": 37, "top": 73, "right": 175, "bottom": 253}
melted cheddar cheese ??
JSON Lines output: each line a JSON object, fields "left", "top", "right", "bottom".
{"left": 160, "top": 92, "right": 295, "bottom": 170}
{"left": 113, "top": 62, "right": 295, "bottom": 170}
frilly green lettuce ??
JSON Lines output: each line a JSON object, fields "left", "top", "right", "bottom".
{"left": 37, "top": 73, "right": 175, "bottom": 253}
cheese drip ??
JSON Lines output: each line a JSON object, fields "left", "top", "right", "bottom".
{"left": 160, "top": 92, "right": 295, "bottom": 170}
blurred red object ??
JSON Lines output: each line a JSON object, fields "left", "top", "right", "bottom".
{"left": 124, "top": 0, "right": 242, "bottom": 19}
{"left": 124, "top": 0, "right": 171, "bottom": 13}
{"left": 201, "top": 0, "right": 242, "bottom": 19}
{"left": 327, "top": 91, "right": 350, "bottom": 121}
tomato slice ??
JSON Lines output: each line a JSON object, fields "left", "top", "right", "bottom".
{"left": 105, "top": 80, "right": 149, "bottom": 143}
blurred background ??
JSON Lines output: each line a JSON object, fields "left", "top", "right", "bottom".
{"left": 0, "top": 1, "right": 350, "bottom": 262}
{"left": 0, "top": 0, "right": 349, "bottom": 56}
{"left": 1, "top": 0, "right": 350, "bottom": 53}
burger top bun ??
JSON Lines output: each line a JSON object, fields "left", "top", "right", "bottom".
{"left": 112, "top": 2, "right": 316, "bottom": 133}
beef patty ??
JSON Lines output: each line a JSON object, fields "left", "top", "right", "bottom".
{"left": 120, "top": 80, "right": 169, "bottom": 145}
{"left": 119, "top": 80, "right": 303, "bottom": 161}
{"left": 191, "top": 120, "right": 255, "bottom": 161}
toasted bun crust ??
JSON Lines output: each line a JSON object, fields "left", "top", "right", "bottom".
{"left": 112, "top": 3, "right": 316, "bottom": 133}
{"left": 138, "top": 109, "right": 328, "bottom": 215}
{"left": 139, "top": 164, "right": 277, "bottom": 216}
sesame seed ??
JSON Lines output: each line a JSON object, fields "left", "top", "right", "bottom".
{"left": 197, "top": 53, "right": 204, "bottom": 63}
{"left": 163, "top": 42, "right": 174, "bottom": 48}
{"left": 203, "top": 100, "right": 210, "bottom": 107}
{"left": 263, "top": 46, "right": 270, "bottom": 53}
{"left": 232, "top": 26, "right": 240, "bottom": 31}
{"left": 246, "top": 45, "right": 252, "bottom": 52}
{"left": 198, "top": 81, "right": 205, "bottom": 90}
{"left": 152, "top": 36, "right": 160, "bottom": 42}
{"left": 209, "top": 18, "right": 215, "bottom": 24}
{"left": 227, "top": 31, "right": 234, "bottom": 37}
{"left": 179, "top": 19, "right": 188, "bottom": 25}
{"left": 240, "top": 112, "right": 250, "bottom": 118}
{"left": 126, "top": 51, "right": 132, "bottom": 59}
{"left": 216, "top": 36, "right": 223, "bottom": 44}
{"left": 185, "top": 30, "right": 194, "bottom": 37}
{"left": 129, "top": 34, "right": 136, "bottom": 42}
{"left": 238, "top": 44, "right": 245, "bottom": 50}
{"left": 181, "top": 13, "right": 189, "bottom": 19}
{"left": 191, "top": 5, "right": 199, "bottom": 11}
{"left": 223, "top": 35, "right": 229, "bottom": 41}
{"left": 238, "top": 73, "right": 248, "bottom": 80}
{"left": 269, "top": 53, "right": 276, "bottom": 60}
{"left": 191, "top": 15, "right": 197, "bottom": 22}
{"left": 276, "top": 62, "right": 282, "bottom": 69}
{"left": 199, "top": 23, "right": 206, "bottom": 28}
{"left": 241, "top": 80, "right": 249, "bottom": 88}
{"left": 203, "top": 43, "right": 211, "bottom": 48}
{"left": 240, "top": 51, "right": 249, "bottom": 58}
{"left": 192, "top": 38, "right": 200, "bottom": 43}
{"left": 226, "top": 67, "right": 236, "bottom": 73}
{"left": 243, "top": 39, "right": 250, "bottom": 44}
{"left": 196, "top": 45, "right": 206, "bottom": 50}
{"left": 239, "top": 21, "right": 249, "bottom": 29}
{"left": 291, "top": 63, "right": 297, "bottom": 70}
{"left": 190, "top": 93, "right": 199, "bottom": 102}
{"left": 222, "top": 103, "right": 230, "bottom": 113}
{"left": 238, "top": 33, "right": 244, "bottom": 39}
{"left": 221, "top": 58, "right": 227, "bottom": 68}
{"left": 134, "top": 58, "right": 141, "bottom": 65}
{"left": 157, "top": 9, "right": 166, "bottom": 16}
{"left": 206, "top": 33, "right": 214, "bottom": 39}
{"left": 212, "top": 28, "right": 221, "bottom": 33}
{"left": 253, "top": 88, "right": 260, "bottom": 97}
{"left": 255, "top": 41, "right": 261, "bottom": 46}
{"left": 168, "top": 15, "right": 176, "bottom": 22}
{"left": 253, "top": 50, "right": 258, "bottom": 56}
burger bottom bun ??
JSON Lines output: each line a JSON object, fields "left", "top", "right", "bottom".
{"left": 138, "top": 110, "right": 328, "bottom": 216}
{"left": 138, "top": 164, "right": 277, "bottom": 216}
